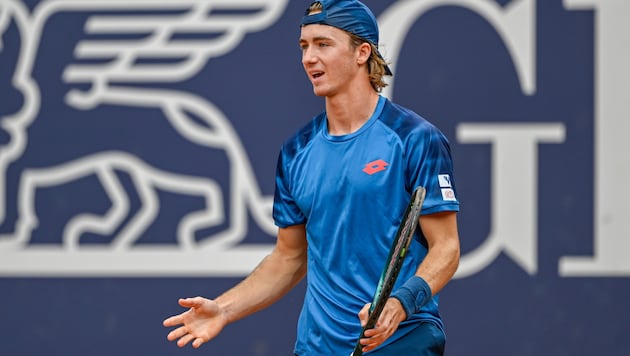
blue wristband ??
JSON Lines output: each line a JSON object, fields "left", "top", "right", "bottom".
{"left": 390, "top": 276, "right": 432, "bottom": 318}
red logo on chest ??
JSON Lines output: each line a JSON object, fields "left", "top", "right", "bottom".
{"left": 362, "top": 159, "right": 389, "bottom": 175}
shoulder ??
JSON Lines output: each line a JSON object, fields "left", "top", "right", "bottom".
{"left": 280, "top": 112, "right": 325, "bottom": 161}
{"left": 378, "top": 98, "right": 448, "bottom": 145}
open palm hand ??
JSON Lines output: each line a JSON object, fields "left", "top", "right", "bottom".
{"left": 163, "top": 296, "right": 227, "bottom": 349}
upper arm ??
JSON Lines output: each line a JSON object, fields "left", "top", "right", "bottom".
{"left": 419, "top": 211, "right": 459, "bottom": 249}
{"left": 277, "top": 224, "right": 307, "bottom": 251}
{"left": 274, "top": 224, "right": 308, "bottom": 275}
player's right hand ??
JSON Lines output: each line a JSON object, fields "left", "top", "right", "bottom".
{"left": 163, "top": 296, "right": 227, "bottom": 349}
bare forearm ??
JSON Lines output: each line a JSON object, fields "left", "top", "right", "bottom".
{"left": 416, "top": 212, "right": 460, "bottom": 295}
{"left": 416, "top": 235, "right": 459, "bottom": 295}
{"left": 214, "top": 225, "right": 308, "bottom": 325}
{"left": 215, "top": 249, "right": 306, "bottom": 324}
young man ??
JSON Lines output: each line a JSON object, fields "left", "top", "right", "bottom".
{"left": 163, "top": 1, "right": 460, "bottom": 355}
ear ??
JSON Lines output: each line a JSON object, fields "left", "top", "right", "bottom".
{"left": 356, "top": 42, "right": 372, "bottom": 66}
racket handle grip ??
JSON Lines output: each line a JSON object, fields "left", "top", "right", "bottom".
{"left": 351, "top": 330, "right": 367, "bottom": 356}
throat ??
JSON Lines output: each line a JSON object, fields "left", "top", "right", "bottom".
{"left": 327, "top": 119, "right": 368, "bottom": 136}
{"left": 325, "top": 93, "right": 380, "bottom": 135}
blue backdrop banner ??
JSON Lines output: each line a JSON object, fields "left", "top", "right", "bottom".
{"left": 1, "top": 0, "right": 628, "bottom": 355}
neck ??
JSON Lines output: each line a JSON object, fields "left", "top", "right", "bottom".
{"left": 325, "top": 89, "right": 380, "bottom": 136}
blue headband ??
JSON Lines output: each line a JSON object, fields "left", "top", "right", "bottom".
{"left": 301, "top": 0, "right": 392, "bottom": 75}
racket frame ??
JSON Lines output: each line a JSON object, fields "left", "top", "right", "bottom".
{"left": 351, "top": 186, "right": 426, "bottom": 356}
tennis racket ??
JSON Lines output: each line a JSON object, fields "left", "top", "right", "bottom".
{"left": 351, "top": 186, "right": 426, "bottom": 356}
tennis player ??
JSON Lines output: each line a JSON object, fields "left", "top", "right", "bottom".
{"left": 163, "top": 1, "right": 460, "bottom": 355}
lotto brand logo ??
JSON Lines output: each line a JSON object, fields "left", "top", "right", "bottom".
{"left": 362, "top": 159, "right": 389, "bottom": 175}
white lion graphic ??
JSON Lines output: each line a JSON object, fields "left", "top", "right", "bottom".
{"left": 0, "top": 0, "right": 288, "bottom": 276}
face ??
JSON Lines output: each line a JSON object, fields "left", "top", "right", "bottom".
{"left": 299, "top": 24, "right": 366, "bottom": 97}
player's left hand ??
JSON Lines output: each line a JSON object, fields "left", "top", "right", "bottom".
{"left": 357, "top": 298, "right": 407, "bottom": 353}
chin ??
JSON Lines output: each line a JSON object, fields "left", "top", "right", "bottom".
{"left": 312, "top": 86, "right": 332, "bottom": 97}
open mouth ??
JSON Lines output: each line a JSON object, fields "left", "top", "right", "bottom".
{"left": 311, "top": 71, "right": 324, "bottom": 79}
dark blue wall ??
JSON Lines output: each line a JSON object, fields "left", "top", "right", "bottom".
{"left": 1, "top": 1, "right": 628, "bottom": 355}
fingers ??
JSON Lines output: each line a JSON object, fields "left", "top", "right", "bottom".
{"left": 163, "top": 313, "right": 183, "bottom": 328}
{"left": 178, "top": 296, "right": 204, "bottom": 308}
{"left": 177, "top": 333, "right": 195, "bottom": 348}
{"left": 357, "top": 303, "right": 371, "bottom": 326}
{"left": 166, "top": 325, "right": 207, "bottom": 349}
{"left": 357, "top": 299, "right": 406, "bottom": 352}
{"left": 164, "top": 296, "right": 215, "bottom": 349}
{"left": 192, "top": 337, "right": 206, "bottom": 349}
{"left": 164, "top": 296, "right": 205, "bottom": 327}
{"left": 359, "top": 328, "right": 387, "bottom": 352}
{"left": 166, "top": 326, "right": 188, "bottom": 342}
{"left": 359, "top": 324, "right": 392, "bottom": 353}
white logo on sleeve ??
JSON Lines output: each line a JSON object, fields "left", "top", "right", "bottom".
{"left": 441, "top": 188, "right": 457, "bottom": 201}
{"left": 438, "top": 174, "right": 457, "bottom": 201}
{"left": 438, "top": 174, "right": 452, "bottom": 188}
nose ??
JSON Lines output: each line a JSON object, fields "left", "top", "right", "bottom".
{"left": 301, "top": 47, "right": 317, "bottom": 66}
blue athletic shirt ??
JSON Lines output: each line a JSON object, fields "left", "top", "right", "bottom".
{"left": 273, "top": 96, "right": 459, "bottom": 356}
